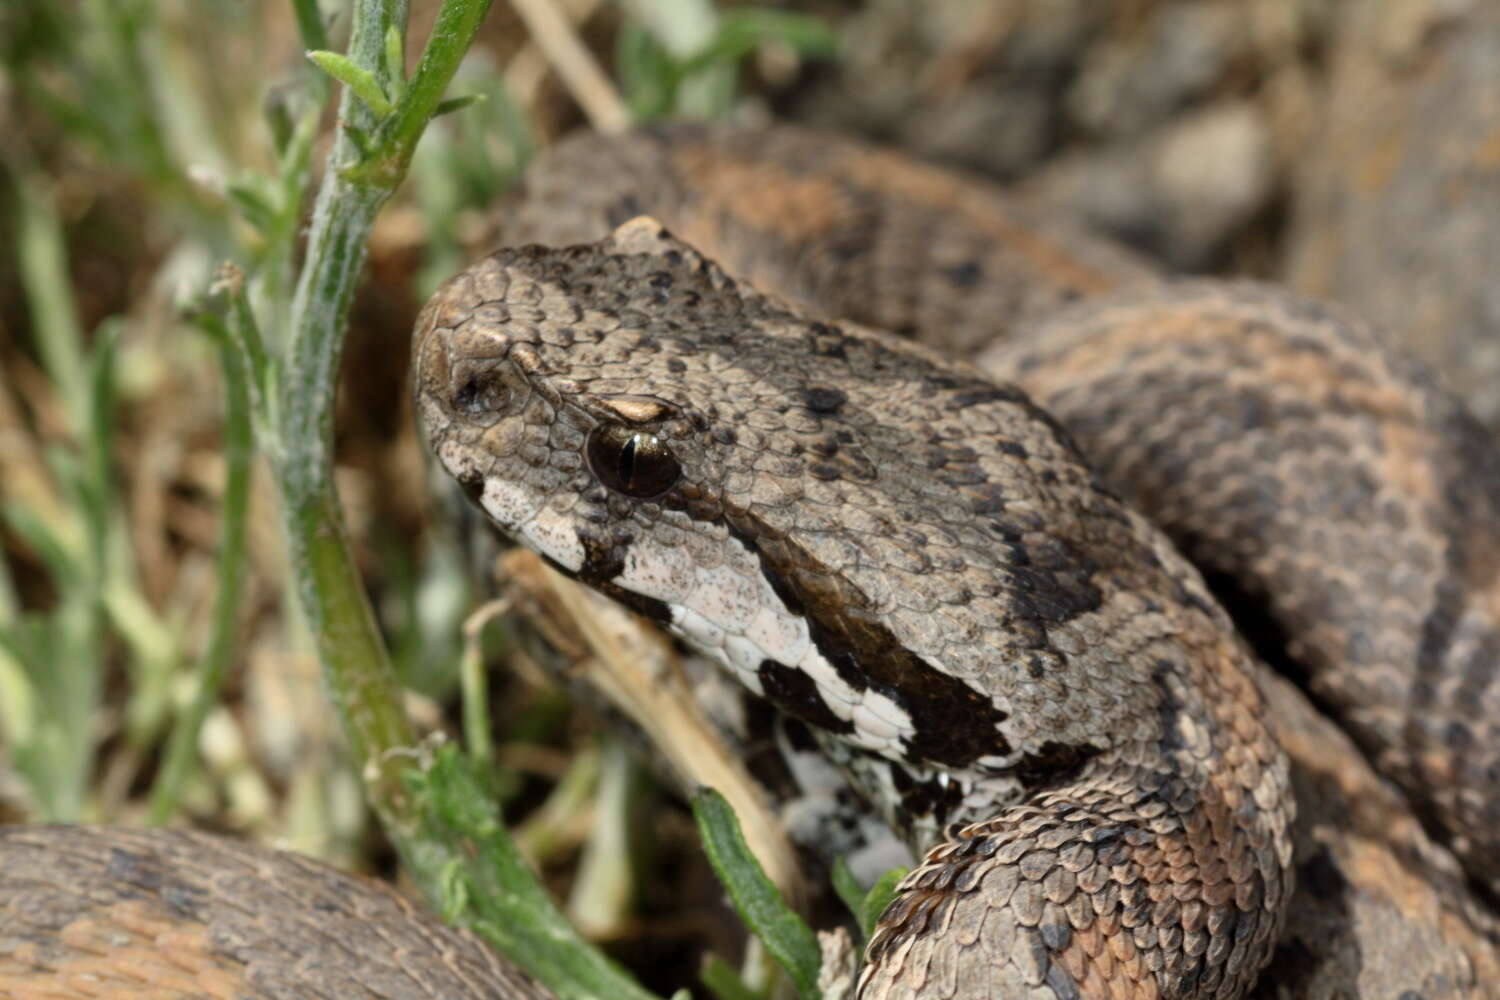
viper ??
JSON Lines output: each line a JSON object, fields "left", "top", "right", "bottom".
{"left": 4, "top": 124, "right": 1499, "bottom": 999}
{"left": 422, "top": 123, "right": 1500, "bottom": 997}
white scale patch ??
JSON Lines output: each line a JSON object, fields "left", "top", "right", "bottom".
{"left": 478, "top": 478, "right": 586, "bottom": 572}
{"left": 619, "top": 528, "right": 922, "bottom": 760}
{"left": 465, "top": 463, "right": 927, "bottom": 764}
{"left": 619, "top": 539, "right": 695, "bottom": 603}
{"left": 852, "top": 689, "right": 910, "bottom": 744}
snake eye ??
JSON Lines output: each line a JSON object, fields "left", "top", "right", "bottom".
{"left": 585, "top": 423, "right": 681, "bottom": 499}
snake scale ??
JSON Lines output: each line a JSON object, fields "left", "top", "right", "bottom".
{"left": 4, "top": 123, "right": 1499, "bottom": 998}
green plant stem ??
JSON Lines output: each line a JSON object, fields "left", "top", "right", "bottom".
{"left": 275, "top": 5, "right": 668, "bottom": 996}
{"left": 290, "top": 0, "right": 331, "bottom": 54}
{"left": 12, "top": 165, "right": 88, "bottom": 427}
{"left": 410, "top": 745, "right": 662, "bottom": 1000}
{"left": 347, "top": 0, "right": 498, "bottom": 186}
{"left": 147, "top": 312, "right": 252, "bottom": 824}
{"left": 276, "top": 0, "right": 417, "bottom": 824}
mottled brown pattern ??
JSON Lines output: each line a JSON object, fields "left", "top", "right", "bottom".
{"left": 452, "top": 124, "right": 1500, "bottom": 998}
{"left": 0, "top": 825, "right": 555, "bottom": 1000}
{"left": 505, "top": 122, "right": 1158, "bottom": 358}
{"left": 981, "top": 282, "right": 1500, "bottom": 906}
{"left": 1250, "top": 674, "right": 1500, "bottom": 1000}
{"left": 10, "top": 118, "right": 1499, "bottom": 1000}
{"left": 417, "top": 218, "right": 1292, "bottom": 998}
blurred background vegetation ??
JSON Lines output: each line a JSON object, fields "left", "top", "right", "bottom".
{"left": 2, "top": 0, "right": 1496, "bottom": 994}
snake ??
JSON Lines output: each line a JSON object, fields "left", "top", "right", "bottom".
{"left": 4, "top": 123, "right": 1499, "bottom": 999}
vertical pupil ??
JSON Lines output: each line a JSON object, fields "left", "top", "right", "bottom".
{"left": 619, "top": 433, "right": 639, "bottom": 485}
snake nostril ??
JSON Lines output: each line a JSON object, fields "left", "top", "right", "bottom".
{"left": 452, "top": 374, "right": 510, "bottom": 417}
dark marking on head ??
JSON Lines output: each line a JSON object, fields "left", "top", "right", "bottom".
{"left": 533, "top": 546, "right": 673, "bottom": 627}
{"left": 576, "top": 528, "right": 626, "bottom": 583}
{"left": 719, "top": 510, "right": 1011, "bottom": 768}
{"left": 808, "top": 436, "right": 839, "bottom": 458}
{"left": 806, "top": 322, "right": 848, "bottom": 359}
{"left": 108, "top": 845, "right": 208, "bottom": 920}
{"left": 891, "top": 764, "right": 966, "bottom": 822}
{"left": 758, "top": 659, "right": 856, "bottom": 736}
{"left": 780, "top": 715, "right": 821, "bottom": 754}
{"left": 1151, "top": 659, "right": 1189, "bottom": 755}
{"left": 455, "top": 469, "right": 485, "bottom": 507}
{"left": 1003, "top": 563, "right": 1103, "bottom": 624}
{"left": 802, "top": 385, "right": 848, "bottom": 414}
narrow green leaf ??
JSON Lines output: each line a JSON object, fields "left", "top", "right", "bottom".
{"left": 718, "top": 9, "right": 837, "bottom": 56}
{"left": 432, "top": 93, "right": 485, "bottom": 118}
{"left": 307, "top": 50, "right": 393, "bottom": 116}
{"left": 405, "top": 744, "right": 663, "bottom": 1000}
{"left": 680, "top": 9, "right": 836, "bottom": 79}
{"left": 830, "top": 857, "right": 865, "bottom": 933}
{"left": 701, "top": 954, "right": 764, "bottom": 1000}
{"left": 81, "top": 322, "right": 120, "bottom": 556}
{"left": 2, "top": 502, "right": 81, "bottom": 589}
{"left": 616, "top": 22, "right": 680, "bottom": 121}
{"left": 11, "top": 163, "right": 87, "bottom": 422}
{"left": 227, "top": 179, "right": 279, "bottom": 235}
{"left": 0, "top": 626, "right": 38, "bottom": 746}
{"left": 289, "top": 0, "right": 330, "bottom": 53}
{"left": 383, "top": 24, "right": 407, "bottom": 104}
{"left": 147, "top": 306, "right": 254, "bottom": 824}
{"left": 858, "top": 866, "right": 909, "bottom": 941}
{"left": 692, "top": 788, "right": 821, "bottom": 998}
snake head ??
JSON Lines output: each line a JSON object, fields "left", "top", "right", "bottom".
{"left": 412, "top": 218, "right": 749, "bottom": 589}
{"left": 412, "top": 218, "right": 1204, "bottom": 822}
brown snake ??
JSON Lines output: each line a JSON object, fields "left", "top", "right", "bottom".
{"left": 419, "top": 123, "right": 1500, "bottom": 996}
{"left": 5, "top": 124, "right": 1500, "bottom": 998}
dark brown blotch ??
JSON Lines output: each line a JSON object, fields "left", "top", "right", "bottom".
{"left": 757, "top": 659, "right": 856, "bottom": 737}
{"left": 1007, "top": 741, "right": 1101, "bottom": 792}
{"left": 719, "top": 510, "right": 1011, "bottom": 768}
{"left": 802, "top": 385, "right": 848, "bottom": 414}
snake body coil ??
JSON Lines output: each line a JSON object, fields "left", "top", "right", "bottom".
{"left": 5, "top": 123, "right": 1499, "bottom": 1000}
{"left": 419, "top": 186, "right": 1300, "bottom": 998}
{"left": 418, "top": 123, "right": 1500, "bottom": 998}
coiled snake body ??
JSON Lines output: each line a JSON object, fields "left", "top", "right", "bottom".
{"left": 5, "top": 124, "right": 1499, "bottom": 999}
{"left": 421, "top": 124, "right": 1500, "bottom": 998}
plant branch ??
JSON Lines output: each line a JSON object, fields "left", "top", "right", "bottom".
{"left": 147, "top": 307, "right": 252, "bottom": 824}
{"left": 277, "top": 0, "right": 415, "bottom": 825}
